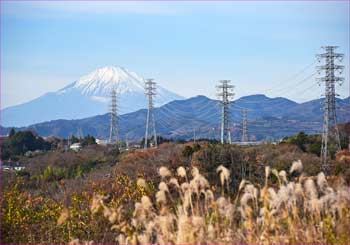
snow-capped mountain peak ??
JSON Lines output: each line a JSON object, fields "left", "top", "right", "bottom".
{"left": 2, "top": 66, "right": 184, "bottom": 127}
{"left": 73, "top": 66, "right": 146, "bottom": 96}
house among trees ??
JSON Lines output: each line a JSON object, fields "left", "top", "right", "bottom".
{"left": 70, "top": 143, "right": 81, "bottom": 152}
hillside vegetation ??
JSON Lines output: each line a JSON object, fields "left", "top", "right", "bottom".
{"left": 1, "top": 139, "right": 350, "bottom": 244}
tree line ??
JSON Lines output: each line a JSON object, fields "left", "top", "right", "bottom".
{"left": 1, "top": 129, "right": 97, "bottom": 160}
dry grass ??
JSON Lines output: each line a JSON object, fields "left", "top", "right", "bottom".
{"left": 79, "top": 161, "right": 350, "bottom": 244}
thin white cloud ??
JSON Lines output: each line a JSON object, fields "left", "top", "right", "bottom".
{"left": 38, "top": 1, "right": 178, "bottom": 14}
{"left": 3, "top": 1, "right": 348, "bottom": 22}
{"left": 2, "top": 1, "right": 181, "bottom": 19}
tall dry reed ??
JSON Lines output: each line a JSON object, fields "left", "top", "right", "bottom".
{"left": 84, "top": 161, "right": 350, "bottom": 244}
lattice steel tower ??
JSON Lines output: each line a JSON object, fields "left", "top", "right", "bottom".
{"left": 317, "top": 46, "right": 344, "bottom": 172}
{"left": 242, "top": 109, "right": 248, "bottom": 142}
{"left": 109, "top": 89, "right": 119, "bottom": 144}
{"left": 144, "top": 79, "right": 158, "bottom": 149}
{"left": 217, "top": 80, "right": 234, "bottom": 144}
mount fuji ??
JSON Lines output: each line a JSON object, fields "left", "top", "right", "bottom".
{"left": 1, "top": 66, "right": 184, "bottom": 127}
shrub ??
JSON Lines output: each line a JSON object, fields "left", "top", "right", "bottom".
{"left": 182, "top": 145, "right": 194, "bottom": 158}
{"left": 1, "top": 130, "right": 51, "bottom": 160}
{"left": 91, "top": 163, "right": 350, "bottom": 244}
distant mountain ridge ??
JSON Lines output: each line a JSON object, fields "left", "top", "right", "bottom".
{"left": 2, "top": 94, "right": 349, "bottom": 141}
{"left": 1, "top": 66, "right": 184, "bottom": 127}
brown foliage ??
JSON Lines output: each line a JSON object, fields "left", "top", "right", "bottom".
{"left": 115, "top": 143, "right": 189, "bottom": 180}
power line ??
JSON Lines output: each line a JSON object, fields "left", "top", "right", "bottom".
{"left": 157, "top": 102, "right": 221, "bottom": 122}
{"left": 235, "top": 72, "right": 318, "bottom": 108}
{"left": 263, "top": 61, "right": 317, "bottom": 93}
{"left": 235, "top": 61, "right": 316, "bottom": 100}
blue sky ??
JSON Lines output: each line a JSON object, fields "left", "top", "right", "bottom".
{"left": 1, "top": 1, "right": 349, "bottom": 108}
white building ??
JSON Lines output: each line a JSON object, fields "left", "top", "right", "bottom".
{"left": 70, "top": 143, "right": 81, "bottom": 151}
{"left": 96, "top": 138, "right": 108, "bottom": 145}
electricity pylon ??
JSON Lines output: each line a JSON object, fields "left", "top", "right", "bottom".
{"left": 317, "top": 46, "right": 344, "bottom": 173}
{"left": 217, "top": 80, "right": 234, "bottom": 144}
{"left": 109, "top": 89, "right": 119, "bottom": 144}
{"left": 242, "top": 109, "right": 248, "bottom": 142}
{"left": 144, "top": 79, "right": 157, "bottom": 149}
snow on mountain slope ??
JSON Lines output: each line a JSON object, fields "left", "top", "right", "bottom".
{"left": 58, "top": 66, "right": 180, "bottom": 106}
{"left": 70, "top": 66, "right": 145, "bottom": 95}
{"left": 1, "top": 66, "right": 185, "bottom": 127}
